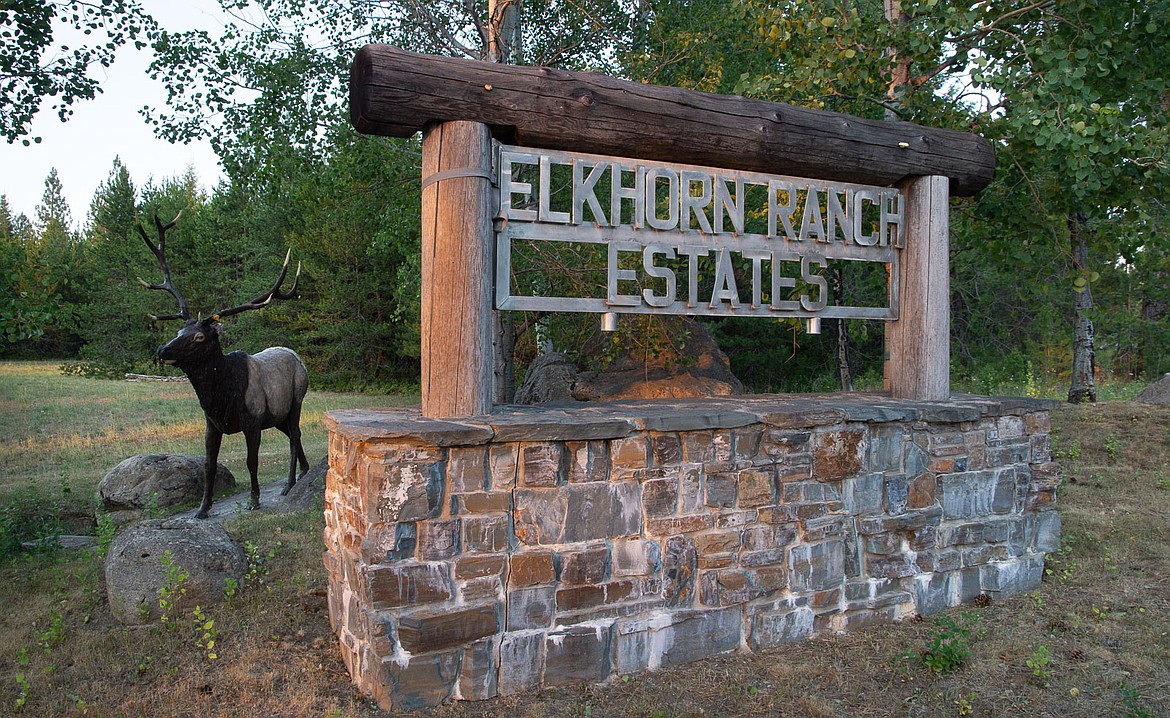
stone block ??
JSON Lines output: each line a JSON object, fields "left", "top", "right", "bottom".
{"left": 642, "top": 477, "right": 679, "bottom": 517}
{"left": 651, "top": 432, "right": 683, "bottom": 465}
{"left": 760, "top": 429, "right": 811, "bottom": 459}
{"left": 746, "top": 566, "right": 788, "bottom": 594}
{"left": 915, "top": 549, "right": 961, "bottom": 573}
{"left": 545, "top": 624, "right": 614, "bottom": 686}
{"left": 682, "top": 430, "right": 715, "bottom": 463}
{"left": 612, "top": 539, "right": 661, "bottom": 577}
{"left": 940, "top": 471, "right": 995, "bottom": 519}
{"left": 459, "top": 637, "right": 499, "bottom": 701}
{"left": 560, "top": 545, "right": 610, "bottom": 585}
{"left": 380, "top": 648, "right": 460, "bottom": 710}
{"left": 398, "top": 603, "right": 500, "bottom": 652}
{"left": 784, "top": 481, "right": 841, "bottom": 504}
{"left": 992, "top": 467, "right": 1020, "bottom": 514}
{"left": 713, "top": 430, "right": 734, "bottom": 462}
{"left": 662, "top": 608, "right": 742, "bottom": 668}
{"left": 679, "top": 466, "right": 705, "bottom": 513}
{"left": 459, "top": 575, "right": 503, "bottom": 603}
{"left": 365, "top": 562, "right": 451, "bottom": 608}
{"left": 663, "top": 535, "right": 698, "bottom": 607}
{"left": 520, "top": 442, "right": 563, "bottom": 487}
{"left": 996, "top": 415, "right": 1026, "bottom": 439}
{"left": 812, "top": 428, "right": 866, "bottom": 479}
{"left": 507, "top": 585, "right": 556, "bottom": 630}
{"left": 417, "top": 518, "right": 461, "bottom": 560}
{"left": 749, "top": 606, "right": 814, "bottom": 650}
{"left": 455, "top": 554, "right": 505, "bottom": 580}
{"left": 843, "top": 473, "right": 884, "bottom": 516}
{"left": 911, "top": 572, "right": 953, "bottom": 616}
{"left": 738, "top": 469, "right": 776, "bottom": 508}
{"left": 448, "top": 447, "right": 488, "bottom": 493}
{"left": 611, "top": 434, "right": 649, "bottom": 469}
{"left": 564, "top": 481, "right": 642, "bottom": 543}
{"left": 463, "top": 514, "right": 511, "bottom": 553}
{"left": 370, "top": 457, "right": 442, "bottom": 524}
{"left": 489, "top": 445, "right": 518, "bottom": 490}
{"left": 513, "top": 489, "right": 567, "bottom": 545}
{"left": 647, "top": 514, "right": 714, "bottom": 535}
{"left": 695, "top": 529, "right": 741, "bottom": 556}
{"left": 868, "top": 425, "right": 906, "bottom": 473}
{"left": 566, "top": 440, "right": 610, "bottom": 483}
{"left": 985, "top": 442, "right": 1030, "bottom": 466}
{"left": 1030, "top": 462, "right": 1062, "bottom": 490}
{"left": 705, "top": 472, "right": 737, "bottom": 508}
{"left": 700, "top": 569, "right": 757, "bottom": 605}
{"left": 362, "top": 521, "right": 415, "bottom": 562}
{"left": 453, "top": 491, "right": 512, "bottom": 514}
{"left": 733, "top": 425, "right": 765, "bottom": 462}
{"left": 555, "top": 584, "right": 605, "bottom": 612}
{"left": 867, "top": 554, "right": 919, "bottom": 579}
{"left": 1029, "top": 434, "right": 1052, "bottom": 463}
{"left": 498, "top": 631, "right": 544, "bottom": 696}
{"left": 884, "top": 473, "right": 909, "bottom": 514}
{"left": 907, "top": 472, "right": 937, "bottom": 509}
{"left": 509, "top": 550, "right": 556, "bottom": 587}
{"left": 1034, "top": 510, "right": 1061, "bottom": 553}
{"left": 715, "top": 510, "right": 757, "bottom": 529}
{"left": 979, "top": 555, "right": 1044, "bottom": 597}
{"left": 789, "top": 540, "right": 845, "bottom": 593}
{"left": 858, "top": 506, "right": 942, "bottom": 534}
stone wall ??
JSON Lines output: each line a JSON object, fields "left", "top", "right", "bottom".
{"left": 323, "top": 394, "right": 1061, "bottom": 710}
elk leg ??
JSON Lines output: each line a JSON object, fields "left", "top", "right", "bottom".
{"left": 245, "top": 429, "right": 262, "bottom": 510}
{"left": 197, "top": 425, "right": 223, "bottom": 519}
{"left": 281, "top": 405, "right": 307, "bottom": 496}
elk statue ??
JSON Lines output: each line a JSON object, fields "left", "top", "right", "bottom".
{"left": 136, "top": 212, "right": 310, "bottom": 519}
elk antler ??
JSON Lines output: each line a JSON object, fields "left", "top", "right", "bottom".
{"left": 211, "top": 248, "right": 302, "bottom": 321}
{"left": 136, "top": 211, "right": 190, "bottom": 321}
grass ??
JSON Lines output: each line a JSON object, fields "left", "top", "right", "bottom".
{"left": 0, "top": 361, "right": 1168, "bottom": 716}
{"left": 0, "top": 361, "right": 415, "bottom": 508}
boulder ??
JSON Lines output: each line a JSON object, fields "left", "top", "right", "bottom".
{"left": 1135, "top": 373, "right": 1170, "bottom": 404}
{"left": 573, "top": 317, "right": 744, "bottom": 401}
{"left": 281, "top": 456, "right": 330, "bottom": 509}
{"left": 100, "top": 454, "right": 235, "bottom": 523}
{"left": 105, "top": 517, "right": 247, "bottom": 625}
{"left": 514, "top": 352, "right": 580, "bottom": 405}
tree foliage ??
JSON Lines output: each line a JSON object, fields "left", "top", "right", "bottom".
{"left": 0, "top": 0, "right": 154, "bottom": 143}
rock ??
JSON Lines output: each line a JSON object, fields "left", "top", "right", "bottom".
{"left": 1135, "top": 373, "right": 1170, "bottom": 403}
{"left": 573, "top": 317, "right": 744, "bottom": 401}
{"left": 514, "top": 352, "right": 579, "bottom": 405}
{"left": 99, "top": 455, "right": 235, "bottom": 522}
{"left": 282, "top": 455, "right": 329, "bottom": 508}
{"left": 105, "top": 517, "right": 247, "bottom": 625}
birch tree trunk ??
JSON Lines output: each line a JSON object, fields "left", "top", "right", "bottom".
{"left": 1068, "top": 212, "right": 1097, "bottom": 403}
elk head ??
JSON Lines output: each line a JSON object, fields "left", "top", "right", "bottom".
{"left": 135, "top": 211, "right": 301, "bottom": 368}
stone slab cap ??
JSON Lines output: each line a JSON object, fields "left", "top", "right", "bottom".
{"left": 487, "top": 405, "right": 636, "bottom": 442}
{"left": 325, "top": 408, "right": 493, "bottom": 446}
{"left": 950, "top": 394, "right": 1063, "bottom": 415}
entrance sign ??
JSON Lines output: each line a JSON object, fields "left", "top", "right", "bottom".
{"left": 495, "top": 145, "right": 904, "bottom": 320}
{"left": 347, "top": 44, "right": 994, "bottom": 411}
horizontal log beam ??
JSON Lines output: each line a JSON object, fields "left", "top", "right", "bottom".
{"left": 350, "top": 45, "right": 995, "bottom": 197}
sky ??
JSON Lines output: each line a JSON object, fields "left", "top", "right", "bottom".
{"left": 0, "top": 1, "right": 230, "bottom": 228}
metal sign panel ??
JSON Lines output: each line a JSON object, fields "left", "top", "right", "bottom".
{"left": 494, "top": 144, "right": 903, "bottom": 320}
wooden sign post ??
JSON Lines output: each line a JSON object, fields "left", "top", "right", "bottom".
{"left": 885, "top": 175, "right": 950, "bottom": 400}
{"left": 351, "top": 46, "right": 994, "bottom": 416}
{"left": 420, "top": 120, "right": 495, "bottom": 417}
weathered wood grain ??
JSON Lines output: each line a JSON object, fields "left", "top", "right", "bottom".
{"left": 351, "top": 45, "right": 994, "bottom": 196}
{"left": 885, "top": 175, "right": 950, "bottom": 400}
{"left": 420, "top": 120, "right": 495, "bottom": 418}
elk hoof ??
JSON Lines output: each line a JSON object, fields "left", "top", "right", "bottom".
{"left": 195, "top": 510, "right": 209, "bottom": 520}
{"left": 280, "top": 483, "right": 294, "bottom": 496}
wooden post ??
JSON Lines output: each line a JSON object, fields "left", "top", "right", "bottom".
{"left": 885, "top": 175, "right": 950, "bottom": 401}
{"left": 420, "top": 120, "right": 495, "bottom": 417}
